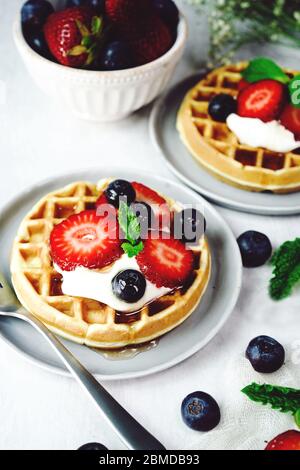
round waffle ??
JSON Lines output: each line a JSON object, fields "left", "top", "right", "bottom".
{"left": 10, "top": 179, "right": 211, "bottom": 349}
{"left": 177, "top": 62, "right": 300, "bottom": 193}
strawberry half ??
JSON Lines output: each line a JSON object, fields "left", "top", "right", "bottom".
{"left": 280, "top": 104, "right": 300, "bottom": 139}
{"left": 265, "top": 430, "right": 300, "bottom": 450}
{"left": 50, "top": 210, "right": 122, "bottom": 271}
{"left": 44, "top": 6, "right": 103, "bottom": 68}
{"left": 136, "top": 234, "right": 194, "bottom": 288}
{"left": 238, "top": 78, "right": 249, "bottom": 92}
{"left": 237, "top": 79, "right": 286, "bottom": 122}
{"left": 132, "top": 181, "right": 172, "bottom": 228}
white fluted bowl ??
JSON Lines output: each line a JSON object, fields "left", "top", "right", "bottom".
{"left": 13, "top": 4, "right": 188, "bottom": 122}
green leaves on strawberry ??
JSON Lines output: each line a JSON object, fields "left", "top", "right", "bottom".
{"left": 44, "top": 6, "right": 105, "bottom": 68}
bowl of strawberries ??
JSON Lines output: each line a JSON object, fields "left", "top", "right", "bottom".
{"left": 14, "top": 0, "right": 187, "bottom": 122}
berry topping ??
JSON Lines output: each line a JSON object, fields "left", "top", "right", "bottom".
{"left": 136, "top": 234, "right": 194, "bottom": 288}
{"left": 21, "top": 0, "right": 54, "bottom": 27}
{"left": 105, "top": 180, "right": 136, "bottom": 208}
{"left": 131, "top": 181, "right": 171, "bottom": 227}
{"left": 280, "top": 104, "right": 300, "bottom": 139}
{"left": 265, "top": 430, "right": 300, "bottom": 451}
{"left": 237, "top": 230, "right": 272, "bottom": 268}
{"left": 238, "top": 78, "right": 249, "bottom": 92}
{"left": 44, "top": 6, "right": 102, "bottom": 68}
{"left": 208, "top": 93, "right": 237, "bottom": 122}
{"left": 181, "top": 392, "right": 221, "bottom": 432}
{"left": 100, "top": 40, "right": 134, "bottom": 71}
{"left": 246, "top": 335, "right": 285, "bottom": 373}
{"left": 152, "top": 0, "right": 179, "bottom": 36}
{"left": 78, "top": 442, "right": 108, "bottom": 450}
{"left": 174, "top": 209, "right": 206, "bottom": 245}
{"left": 50, "top": 210, "right": 122, "bottom": 271}
{"left": 237, "top": 79, "right": 286, "bottom": 122}
{"left": 112, "top": 269, "right": 146, "bottom": 303}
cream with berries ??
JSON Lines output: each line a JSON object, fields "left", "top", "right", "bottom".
{"left": 49, "top": 179, "right": 203, "bottom": 313}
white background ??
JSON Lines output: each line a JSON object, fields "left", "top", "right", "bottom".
{"left": 1, "top": 0, "right": 300, "bottom": 450}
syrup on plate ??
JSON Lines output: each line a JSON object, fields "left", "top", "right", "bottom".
{"left": 91, "top": 339, "right": 159, "bottom": 361}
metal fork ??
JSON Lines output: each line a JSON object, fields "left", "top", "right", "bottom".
{"left": 0, "top": 271, "right": 165, "bottom": 450}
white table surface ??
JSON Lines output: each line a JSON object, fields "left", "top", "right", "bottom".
{"left": 1, "top": 0, "right": 300, "bottom": 450}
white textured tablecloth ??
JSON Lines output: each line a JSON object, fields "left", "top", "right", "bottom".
{"left": 1, "top": 0, "right": 300, "bottom": 450}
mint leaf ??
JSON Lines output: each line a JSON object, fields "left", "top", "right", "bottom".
{"left": 289, "top": 75, "right": 300, "bottom": 109}
{"left": 294, "top": 409, "right": 300, "bottom": 429}
{"left": 269, "top": 238, "right": 300, "bottom": 300}
{"left": 118, "top": 201, "right": 141, "bottom": 245}
{"left": 242, "top": 57, "right": 290, "bottom": 85}
{"left": 242, "top": 383, "right": 300, "bottom": 415}
{"left": 122, "top": 241, "right": 144, "bottom": 258}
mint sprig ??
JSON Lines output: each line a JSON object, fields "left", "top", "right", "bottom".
{"left": 242, "top": 57, "right": 290, "bottom": 85}
{"left": 118, "top": 201, "right": 144, "bottom": 258}
{"left": 242, "top": 383, "right": 300, "bottom": 415}
{"left": 269, "top": 238, "right": 300, "bottom": 301}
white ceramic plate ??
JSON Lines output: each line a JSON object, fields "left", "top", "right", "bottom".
{"left": 150, "top": 74, "right": 300, "bottom": 215}
{"left": 0, "top": 168, "right": 242, "bottom": 380}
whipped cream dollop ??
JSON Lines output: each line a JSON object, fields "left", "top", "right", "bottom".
{"left": 226, "top": 113, "right": 300, "bottom": 153}
{"left": 55, "top": 255, "right": 171, "bottom": 313}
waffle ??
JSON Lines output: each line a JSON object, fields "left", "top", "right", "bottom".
{"left": 10, "top": 179, "right": 211, "bottom": 349}
{"left": 177, "top": 62, "right": 300, "bottom": 193}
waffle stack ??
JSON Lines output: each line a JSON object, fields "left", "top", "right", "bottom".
{"left": 11, "top": 180, "right": 211, "bottom": 349}
{"left": 177, "top": 62, "right": 300, "bottom": 193}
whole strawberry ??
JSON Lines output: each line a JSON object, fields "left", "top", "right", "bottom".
{"left": 130, "top": 16, "right": 172, "bottom": 65}
{"left": 106, "top": 0, "right": 153, "bottom": 33}
{"left": 44, "top": 6, "right": 103, "bottom": 67}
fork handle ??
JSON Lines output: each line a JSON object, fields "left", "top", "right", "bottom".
{"left": 1, "top": 309, "right": 165, "bottom": 450}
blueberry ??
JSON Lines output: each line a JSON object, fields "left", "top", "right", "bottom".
{"left": 66, "top": 0, "right": 105, "bottom": 12}
{"left": 21, "top": 0, "right": 54, "bottom": 27}
{"left": 237, "top": 230, "right": 272, "bottom": 268}
{"left": 130, "top": 202, "right": 154, "bottom": 235}
{"left": 105, "top": 180, "right": 136, "bottom": 208}
{"left": 174, "top": 209, "right": 206, "bottom": 244}
{"left": 78, "top": 442, "right": 108, "bottom": 450}
{"left": 152, "top": 0, "right": 179, "bottom": 35}
{"left": 208, "top": 93, "right": 237, "bottom": 122}
{"left": 112, "top": 270, "right": 146, "bottom": 303}
{"left": 246, "top": 336, "right": 285, "bottom": 373}
{"left": 181, "top": 391, "right": 221, "bottom": 432}
{"left": 100, "top": 41, "right": 134, "bottom": 71}
{"left": 23, "top": 28, "right": 52, "bottom": 59}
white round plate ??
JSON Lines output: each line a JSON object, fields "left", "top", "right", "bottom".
{"left": 0, "top": 168, "right": 242, "bottom": 380}
{"left": 150, "top": 73, "right": 300, "bottom": 215}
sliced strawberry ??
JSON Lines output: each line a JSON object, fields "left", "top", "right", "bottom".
{"left": 265, "top": 430, "right": 300, "bottom": 450}
{"left": 132, "top": 181, "right": 172, "bottom": 228}
{"left": 136, "top": 234, "right": 194, "bottom": 288}
{"left": 237, "top": 79, "right": 286, "bottom": 122}
{"left": 50, "top": 210, "right": 122, "bottom": 271}
{"left": 238, "top": 78, "right": 249, "bottom": 92}
{"left": 95, "top": 192, "right": 108, "bottom": 208}
{"left": 280, "top": 104, "right": 300, "bottom": 139}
